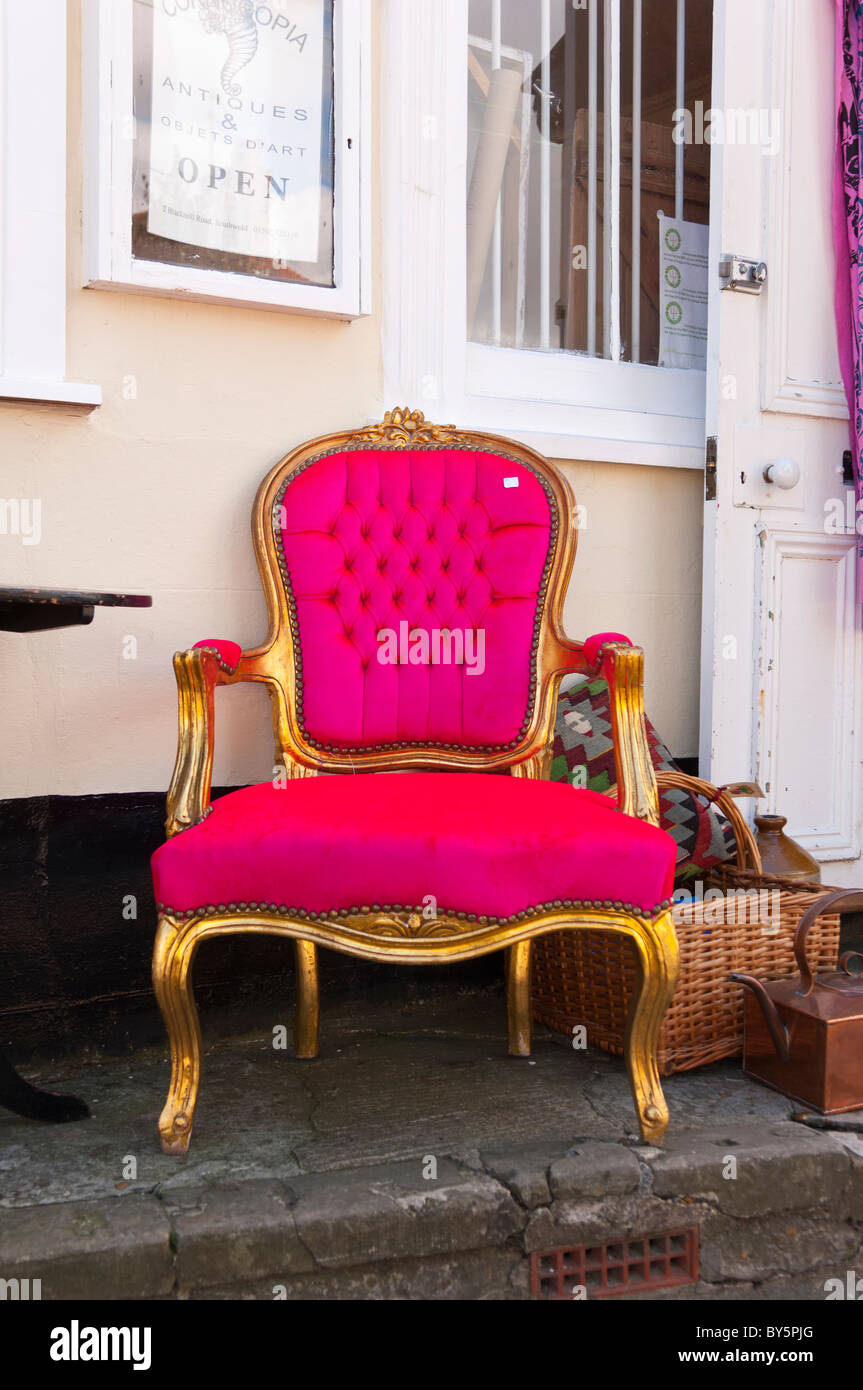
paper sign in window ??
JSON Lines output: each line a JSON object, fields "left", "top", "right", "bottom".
{"left": 147, "top": 0, "right": 325, "bottom": 264}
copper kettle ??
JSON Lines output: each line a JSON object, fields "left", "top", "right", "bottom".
{"left": 731, "top": 888, "right": 863, "bottom": 1114}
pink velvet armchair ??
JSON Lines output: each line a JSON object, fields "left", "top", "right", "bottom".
{"left": 151, "top": 409, "right": 679, "bottom": 1154}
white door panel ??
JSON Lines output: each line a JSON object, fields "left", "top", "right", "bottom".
{"left": 703, "top": 0, "right": 862, "bottom": 885}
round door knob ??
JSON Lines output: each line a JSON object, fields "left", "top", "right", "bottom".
{"left": 763, "top": 457, "right": 800, "bottom": 489}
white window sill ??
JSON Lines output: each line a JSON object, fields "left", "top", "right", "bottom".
{"left": 0, "top": 378, "right": 102, "bottom": 407}
{"left": 486, "top": 428, "right": 704, "bottom": 470}
{"left": 387, "top": 393, "right": 706, "bottom": 469}
{"left": 451, "top": 403, "right": 705, "bottom": 468}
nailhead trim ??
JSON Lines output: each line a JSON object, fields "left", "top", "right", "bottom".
{"left": 156, "top": 896, "right": 674, "bottom": 923}
{"left": 195, "top": 645, "right": 240, "bottom": 676}
{"left": 272, "top": 443, "right": 559, "bottom": 757}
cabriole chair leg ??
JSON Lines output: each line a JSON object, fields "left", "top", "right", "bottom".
{"left": 506, "top": 939, "right": 532, "bottom": 1057}
{"left": 623, "top": 909, "right": 679, "bottom": 1146}
{"left": 153, "top": 916, "right": 203, "bottom": 1156}
{"left": 293, "top": 938, "right": 319, "bottom": 1058}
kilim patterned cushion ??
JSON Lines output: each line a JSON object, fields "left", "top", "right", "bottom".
{"left": 553, "top": 675, "right": 736, "bottom": 884}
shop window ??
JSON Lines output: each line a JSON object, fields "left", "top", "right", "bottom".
{"left": 381, "top": 0, "right": 714, "bottom": 466}
{"left": 467, "top": 0, "right": 713, "bottom": 367}
{"left": 84, "top": 0, "right": 369, "bottom": 317}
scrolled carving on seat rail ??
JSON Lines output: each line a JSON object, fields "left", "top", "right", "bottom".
{"left": 367, "top": 911, "right": 463, "bottom": 938}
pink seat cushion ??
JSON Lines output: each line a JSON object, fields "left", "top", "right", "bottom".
{"left": 152, "top": 774, "right": 676, "bottom": 921}
{"left": 276, "top": 448, "right": 553, "bottom": 750}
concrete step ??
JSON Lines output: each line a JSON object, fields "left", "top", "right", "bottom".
{"left": 2, "top": 990, "right": 862, "bottom": 1300}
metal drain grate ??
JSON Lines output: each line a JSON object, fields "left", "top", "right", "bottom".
{"left": 530, "top": 1226, "right": 699, "bottom": 1299}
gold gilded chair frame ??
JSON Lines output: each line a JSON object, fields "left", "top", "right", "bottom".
{"left": 155, "top": 409, "right": 679, "bottom": 1154}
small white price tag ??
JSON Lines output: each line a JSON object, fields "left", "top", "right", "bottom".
{"left": 503, "top": 477, "right": 519, "bottom": 488}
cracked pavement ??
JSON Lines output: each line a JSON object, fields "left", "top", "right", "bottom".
{"left": 1, "top": 987, "right": 861, "bottom": 1298}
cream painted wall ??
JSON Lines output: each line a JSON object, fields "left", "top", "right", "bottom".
{"left": 0, "top": 2, "right": 701, "bottom": 799}
{"left": 555, "top": 460, "right": 703, "bottom": 759}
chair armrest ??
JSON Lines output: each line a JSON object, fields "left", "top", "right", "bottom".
{"left": 165, "top": 639, "right": 258, "bottom": 837}
{"left": 553, "top": 631, "right": 660, "bottom": 827}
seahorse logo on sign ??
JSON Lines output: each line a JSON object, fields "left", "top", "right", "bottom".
{"left": 195, "top": 1, "right": 257, "bottom": 95}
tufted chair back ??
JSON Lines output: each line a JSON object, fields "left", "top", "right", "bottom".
{"left": 264, "top": 435, "right": 566, "bottom": 759}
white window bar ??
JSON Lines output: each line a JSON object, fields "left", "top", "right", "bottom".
{"left": 603, "top": 0, "right": 621, "bottom": 361}
{"left": 467, "top": 35, "right": 532, "bottom": 348}
{"left": 491, "top": 0, "right": 502, "bottom": 345}
{"left": 631, "top": 0, "right": 642, "bottom": 364}
{"left": 540, "top": 0, "right": 551, "bottom": 349}
{"left": 587, "top": 0, "right": 598, "bottom": 356}
{"left": 675, "top": 0, "right": 686, "bottom": 220}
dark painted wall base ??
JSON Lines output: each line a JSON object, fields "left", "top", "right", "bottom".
{"left": 0, "top": 790, "right": 497, "bottom": 1063}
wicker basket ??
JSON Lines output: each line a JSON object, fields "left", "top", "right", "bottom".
{"left": 531, "top": 771, "right": 842, "bottom": 1075}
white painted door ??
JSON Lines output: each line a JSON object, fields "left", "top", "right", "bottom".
{"left": 701, "top": 0, "right": 862, "bottom": 886}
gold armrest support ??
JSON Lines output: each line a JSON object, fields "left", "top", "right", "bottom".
{"left": 553, "top": 638, "right": 659, "bottom": 826}
{"left": 165, "top": 645, "right": 270, "bottom": 837}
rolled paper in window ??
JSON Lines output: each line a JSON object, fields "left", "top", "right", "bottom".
{"left": 466, "top": 65, "right": 523, "bottom": 333}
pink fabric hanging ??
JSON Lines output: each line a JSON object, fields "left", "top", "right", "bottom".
{"left": 834, "top": 0, "right": 863, "bottom": 595}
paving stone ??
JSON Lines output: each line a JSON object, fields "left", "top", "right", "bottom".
{"left": 646, "top": 1122, "right": 854, "bottom": 1218}
{"left": 699, "top": 1211, "right": 861, "bottom": 1283}
{"left": 549, "top": 1142, "right": 642, "bottom": 1199}
{"left": 626, "top": 1269, "right": 848, "bottom": 1301}
{"left": 290, "top": 1157, "right": 522, "bottom": 1268}
{"left": 186, "top": 1247, "right": 531, "bottom": 1300}
{"left": 523, "top": 1193, "right": 709, "bottom": 1253}
{"left": 0, "top": 1196, "right": 173, "bottom": 1300}
{"left": 161, "top": 1180, "right": 316, "bottom": 1290}
{"left": 479, "top": 1141, "right": 571, "bottom": 1209}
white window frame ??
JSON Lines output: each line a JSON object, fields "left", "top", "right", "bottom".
{"left": 82, "top": 0, "right": 371, "bottom": 319}
{"left": 0, "top": 1, "right": 101, "bottom": 406}
{"left": 381, "top": 0, "right": 705, "bottom": 468}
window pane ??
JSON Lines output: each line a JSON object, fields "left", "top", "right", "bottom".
{"left": 467, "top": 0, "right": 712, "bottom": 366}
{"left": 132, "top": 0, "right": 334, "bottom": 287}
